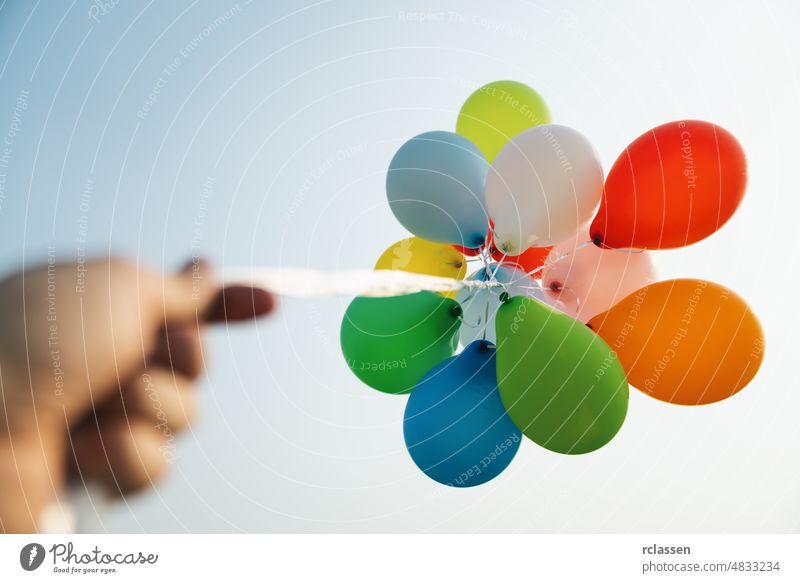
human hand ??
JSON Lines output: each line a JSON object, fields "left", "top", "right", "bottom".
{"left": 0, "top": 258, "right": 274, "bottom": 532}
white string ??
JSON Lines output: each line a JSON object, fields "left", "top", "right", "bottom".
{"left": 222, "top": 267, "right": 505, "bottom": 298}
{"left": 607, "top": 246, "right": 646, "bottom": 254}
{"left": 552, "top": 284, "right": 582, "bottom": 310}
{"left": 216, "top": 241, "right": 608, "bottom": 301}
{"left": 222, "top": 238, "right": 626, "bottom": 301}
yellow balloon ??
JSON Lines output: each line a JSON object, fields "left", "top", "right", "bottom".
{"left": 456, "top": 80, "right": 551, "bottom": 162}
{"left": 375, "top": 237, "right": 466, "bottom": 298}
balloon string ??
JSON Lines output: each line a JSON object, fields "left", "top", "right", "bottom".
{"left": 489, "top": 225, "right": 511, "bottom": 268}
{"left": 482, "top": 300, "right": 489, "bottom": 341}
{"left": 552, "top": 284, "right": 581, "bottom": 310}
{"left": 220, "top": 240, "right": 643, "bottom": 300}
{"left": 487, "top": 227, "right": 529, "bottom": 294}
{"left": 457, "top": 310, "right": 483, "bottom": 329}
{"left": 222, "top": 268, "right": 506, "bottom": 298}
{"left": 607, "top": 246, "right": 646, "bottom": 254}
{"left": 480, "top": 244, "right": 510, "bottom": 295}
{"left": 478, "top": 237, "right": 508, "bottom": 341}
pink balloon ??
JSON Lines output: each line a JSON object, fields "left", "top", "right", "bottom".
{"left": 542, "top": 226, "right": 657, "bottom": 323}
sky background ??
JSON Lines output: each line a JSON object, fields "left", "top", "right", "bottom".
{"left": 1, "top": 0, "right": 799, "bottom": 532}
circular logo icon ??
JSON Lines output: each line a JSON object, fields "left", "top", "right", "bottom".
{"left": 20, "top": 543, "right": 46, "bottom": 571}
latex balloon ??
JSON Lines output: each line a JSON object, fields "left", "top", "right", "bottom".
{"left": 452, "top": 244, "right": 482, "bottom": 257}
{"left": 493, "top": 246, "right": 551, "bottom": 278}
{"left": 587, "top": 279, "right": 764, "bottom": 405}
{"left": 495, "top": 296, "right": 628, "bottom": 454}
{"left": 454, "top": 220, "right": 493, "bottom": 256}
{"left": 386, "top": 131, "right": 489, "bottom": 248}
{"left": 591, "top": 120, "right": 747, "bottom": 250}
{"left": 341, "top": 292, "right": 461, "bottom": 394}
{"left": 375, "top": 237, "right": 466, "bottom": 299}
{"left": 404, "top": 340, "right": 522, "bottom": 487}
{"left": 456, "top": 263, "right": 549, "bottom": 346}
{"left": 456, "top": 80, "right": 552, "bottom": 162}
{"left": 484, "top": 219, "right": 552, "bottom": 278}
{"left": 542, "top": 226, "right": 657, "bottom": 322}
{"left": 490, "top": 242, "right": 551, "bottom": 278}
{"left": 485, "top": 125, "right": 603, "bottom": 255}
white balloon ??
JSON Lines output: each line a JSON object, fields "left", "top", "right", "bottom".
{"left": 485, "top": 124, "right": 603, "bottom": 255}
{"left": 456, "top": 263, "right": 555, "bottom": 346}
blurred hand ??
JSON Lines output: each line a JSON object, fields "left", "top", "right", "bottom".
{"left": 0, "top": 258, "right": 274, "bottom": 533}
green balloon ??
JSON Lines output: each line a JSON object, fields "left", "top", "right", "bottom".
{"left": 340, "top": 292, "right": 461, "bottom": 394}
{"left": 456, "top": 80, "right": 551, "bottom": 162}
{"left": 495, "top": 296, "right": 628, "bottom": 454}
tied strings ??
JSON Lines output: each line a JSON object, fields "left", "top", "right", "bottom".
{"left": 221, "top": 240, "right": 646, "bottom": 301}
{"left": 458, "top": 233, "right": 647, "bottom": 321}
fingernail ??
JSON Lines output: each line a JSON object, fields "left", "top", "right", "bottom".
{"left": 204, "top": 286, "right": 275, "bottom": 323}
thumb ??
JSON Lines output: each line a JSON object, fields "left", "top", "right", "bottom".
{"left": 159, "top": 259, "right": 218, "bottom": 322}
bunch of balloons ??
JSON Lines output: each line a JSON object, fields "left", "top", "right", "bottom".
{"left": 340, "top": 80, "right": 765, "bottom": 488}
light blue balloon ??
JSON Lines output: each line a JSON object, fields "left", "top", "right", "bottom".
{"left": 386, "top": 131, "right": 489, "bottom": 248}
{"left": 403, "top": 340, "right": 521, "bottom": 488}
{"left": 456, "top": 263, "right": 548, "bottom": 345}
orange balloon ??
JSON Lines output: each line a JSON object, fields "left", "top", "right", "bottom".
{"left": 590, "top": 120, "right": 747, "bottom": 250}
{"left": 587, "top": 279, "right": 764, "bottom": 405}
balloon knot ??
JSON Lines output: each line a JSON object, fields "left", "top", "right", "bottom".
{"left": 471, "top": 235, "right": 485, "bottom": 248}
{"left": 450, "top": 305, "right": 463, "bottom": 319}
{"left": 592, "top": 235, "right": 604, "bottom": 248}
{"left": 477, "top": 339, "right": 493, "bottom": 352}
{"left": 499, "top": 291, "right": 510, "bottom": 303}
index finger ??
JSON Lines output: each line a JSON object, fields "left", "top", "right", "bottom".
{"left": 203, "top": 285, "right": 275, "bottom": 323}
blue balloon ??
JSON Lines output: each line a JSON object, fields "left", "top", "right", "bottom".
{"left": 387, "top": 131, "right": 489, "bottom": 248}
{"left": 403, "top": 340, "right": 521, "bottom": 487}
{"left": 456, "top": 263, "right": 549, "bottom": 346}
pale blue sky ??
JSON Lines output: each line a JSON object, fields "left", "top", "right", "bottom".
{"left": 1, "top": 0, "right": 798, "bottom": 532}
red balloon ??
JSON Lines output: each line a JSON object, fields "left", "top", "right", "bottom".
{"left": 452, "top": 244, "right": 481, "bottom": 257}
{"left": 486, "top": 221, "right": 550, "bottom": 277}
{"left": 490, "top": 245, "right": 550, "bottom": 278}
{"left": 590, "top": 120, "right": 747, "bottom": 250}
